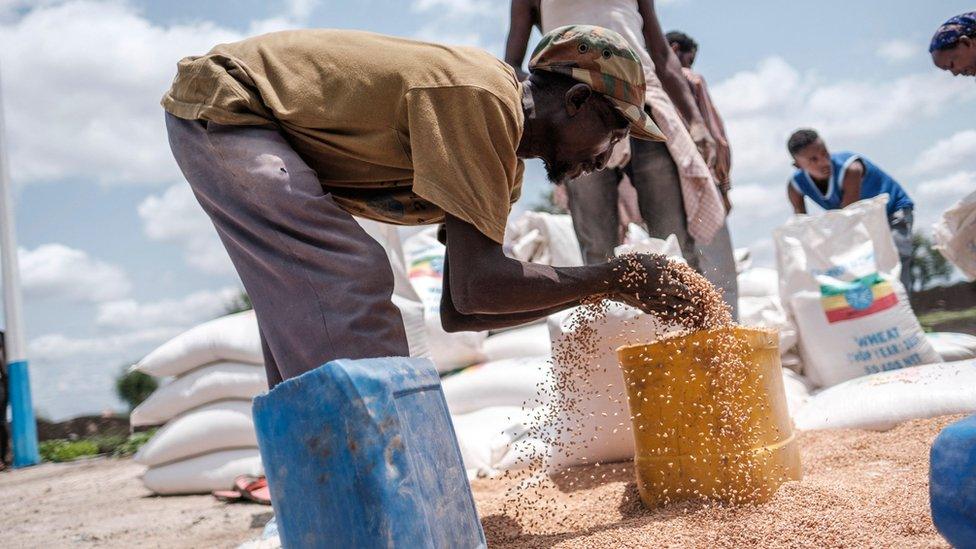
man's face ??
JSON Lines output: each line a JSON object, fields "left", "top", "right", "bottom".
{"left": 793, "top": 139, "right": 832, "bottom": 181}
{"left": 542, "top": 91, "right": 630, "bottom": 184}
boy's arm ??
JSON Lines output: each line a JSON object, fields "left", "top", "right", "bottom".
{"left": 787, "top": 183, "right": 807, "bottom": 214}
{"left": 636, "top": 0, "right": 716, "bottom": 167}
{"left": 503, "top": 0, "right": 540, "bottom": 81}
{"left": 840, "top": 160, "right": 864, "bottom": 208}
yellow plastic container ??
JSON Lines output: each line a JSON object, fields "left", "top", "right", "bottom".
{"left": 616, "top": 327, "right": 801, "bottom": 507}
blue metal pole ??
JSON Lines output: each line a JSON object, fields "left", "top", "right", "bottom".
{"left": 0, "top": 64, "right": 39, "bottom": 467}
{"left": 9, "top": 360, "right": 38, "bottom": 467}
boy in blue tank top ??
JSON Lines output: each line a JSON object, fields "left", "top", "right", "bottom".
{"left": 785, "top": 128, "right": 915, "bottom": 293}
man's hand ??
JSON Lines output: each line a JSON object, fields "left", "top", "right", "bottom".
{"left": 607, "top": 254, "right": 703, "bottom": 324}
{"left": 689, "top": 121, "right": 717, "bottom": 169}
{"left": 713, "top": 151, "right": 731, "bottom": 188}
{"left": 719, "top": 184, "right": 732, "bottom": 215}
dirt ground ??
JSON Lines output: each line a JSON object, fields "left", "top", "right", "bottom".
{"left": 0, "top": 415, "right": 959, "bottom": 548}
{"left": 0, "top": 458, "right": 268, "bottom": 548}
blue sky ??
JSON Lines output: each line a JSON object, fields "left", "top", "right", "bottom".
{"left": 1, "top": 0, "right": 974, "bottom": 419}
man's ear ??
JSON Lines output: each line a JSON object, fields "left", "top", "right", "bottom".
{"left": 669, "top": 42, "right": 680, "bottom": 55}
{"left": 564, "top": 83, "right": 592, "bottom": 117}
{"left": 961, "top": 35, "right": 974, "bottom": 49}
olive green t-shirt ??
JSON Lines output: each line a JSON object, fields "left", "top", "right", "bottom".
{"left": 162, "top": 29, "right": 524, "bottom": 243}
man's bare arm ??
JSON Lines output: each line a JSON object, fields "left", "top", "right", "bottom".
{"left": 442, "top": 214, "right": 613, "bottom": 317}
{"left": 636, "top": 0, "right": 715, "bottom": 165}
{"left": 503, "top": 0, "right": 540, "bottom": 81}
{"left": 438, "top": 214, "right": 702, "bottom": 332}
{"left": 440, "top": 251, "right": 582, "bottom": 332}
{"left": 787, "top": 184, "right": 807, "bottom": 214}
{"left": 840, "top": 160, "right": 864, "bottom": 208}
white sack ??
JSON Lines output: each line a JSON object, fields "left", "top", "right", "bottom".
{"left": 738, "top": 295, "right": 798, "bottom": 354}
{"left": 737, "top": 267, "right": 779, "bottom": 297}
{"left": 482, "top": 324, "right": 551, "bottom": 362}
{"left": 451, "top": 406, "right": 531, "bottom": 479}
{"left": 442, "top": 356, "right": 551, "bottom": 415}
{"left": 135, "top": 311, "right": 262, "bottom": 377}
{"left": 932, "top": 189, "right": 976, "bottom": 280}
{"left": 392, "top": 294, "right": 430, "bottom": 359}
{"left": 794, "top": 360, "right": 976, "bottom": 431}
{"left": 781, "top": 368, "right": 815, "bottom": 417}
{"left": 402, "top": 227, "right": 486, "bottom": 372}
{"left": 141, "top": 448, "right": 263, "bottom": 495}
{"left": 504, "top": 212, "right": 583, "bottom": 267}
{"left": 774, "top": 195, "right": 940, "bottom": 387}
{"left": 542, "top": 303, "right": 672, "bottom": 470}
{"left": 131, "top": 363, "right": 265, "bottom": 427}
{"left": 614, "top": 233, "right": 683, "bottom": 260}
{"left": 134, "top": 400, "right": 256, "bottom": 467}
{"left": 927, "top": 332, "right": 976, "bottom": 362}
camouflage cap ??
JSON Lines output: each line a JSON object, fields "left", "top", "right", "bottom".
{"left": 528, "top": 25, "right": 665, "bottom": 141}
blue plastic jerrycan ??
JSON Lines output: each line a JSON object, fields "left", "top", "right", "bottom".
{"left": 930, "top": 414, "right": 976, "bottom": 549}
{"left": 252, "top": 357, "right": 486, "bottom": 549}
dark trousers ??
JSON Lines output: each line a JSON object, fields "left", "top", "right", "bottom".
{"left": 165, "top": 113, "right": 409, "bottom": 388}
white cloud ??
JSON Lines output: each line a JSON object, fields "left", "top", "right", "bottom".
{"left": 876, "top": 39, "right": 917, "bottom": 63}
{"left": 27, "top": 325, "right": 183, "bottom": 420}
{"left": 138, "top": 183, "right": 236, "bottom": 275}
{"left": 19, "top": 243, "right": 131, "bottom": 302}
{"left": 913, "top": 171, "right": 976, "bottom": 230}
{"left": 410, "top": 0, "right": 506, "bottom": 52}
{"left": 912, "top": 130, "right": 976, "bottom": 176}
{"left": 712, "top": 57, "right": 976, "bottom": 183}
{"left": 96, "top": 286, "right": 240, "bottom": 331}
{"left": 916, "top": 171, "right": 976, "bottom": 199}
{"left": 729, "top": 184, "right": 789, "bottom": 219}
{"left": 0, "top": 1, "right": 247, "bottom": 186}
{"left": 29, "top": 326, "right": 179, "bottom": 365}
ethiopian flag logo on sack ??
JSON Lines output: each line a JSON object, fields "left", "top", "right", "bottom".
{"left": 819, "top": 272, "right": 898, "bottom": 323}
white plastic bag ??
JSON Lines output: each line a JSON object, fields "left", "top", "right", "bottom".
{"left": 932, "top": 189, "right": 976, "bottom": 280}
{"left": 482, "top": 324, "right": 551, "bottom": 362}
{"left": 794, "top": 360, "right": 976, "bottom": 431}
{"left": 135, "top": 311, "right": 263, "bottom": 377}
{"left": 141, "top": 448, "right": 263, "bottom": 495}
{"left": 504, "top": 212, "right": 583, "bottom": 267}
{"left": 613, "top": 233, "right": 683, "bottom": 260}
{"left": 451, "top": 406, "right": 531, "bottom": 478}
{"left": 738, "top": 295, "right": 798, "bottom": 354}
{"left": 781, "top": 368, "right": 814, "bottom": 417}
{"left": 134, "top": 400, "right": 256, "bottom": 467}
{"left": 441, "top": 356, "right": 551, "bottom": 415}
{"left": 402, "top": 227, "right": 486, "bottom": 372}
{"left": 130, "top": 362, "right": 265, "bottom": 427}
{"left": 737, "top": 267, "right": 779, "bottom": 297}
{"left": 774, "top": 196, "right": 941, "bottom": 387}
{"left": 926, "top": 332, "right": 976, "bottom": 362}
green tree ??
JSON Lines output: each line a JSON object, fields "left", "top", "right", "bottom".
{"left": 224, "top": 290, "right": 253, "bottom": 315}
{"left": 910, "top": 233, "right": 953, "bottom": 292}
{"left": 115, "top": 368, "right": 158, "bottom": 412}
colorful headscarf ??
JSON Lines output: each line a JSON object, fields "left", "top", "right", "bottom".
{"left": 930, "top": 12, "right": 976, "bottom": 52}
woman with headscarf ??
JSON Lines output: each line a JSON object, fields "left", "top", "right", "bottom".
{"left": 930, "top": 11, "right": 976, "bottom": 77}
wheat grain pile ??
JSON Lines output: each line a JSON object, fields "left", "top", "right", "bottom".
{"left": 473, "top": 415, "right": 953, "bottom": 549}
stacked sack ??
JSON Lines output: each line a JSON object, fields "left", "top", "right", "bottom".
{"left": 130, "top": 311, "right": 266, "bottom": 495}
{"left": 130, "top": 218, "right": 428, "bottom": 495}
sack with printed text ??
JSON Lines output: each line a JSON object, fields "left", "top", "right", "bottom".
{"left": 774, "top": 195, "right": 940, "bottom": 387}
